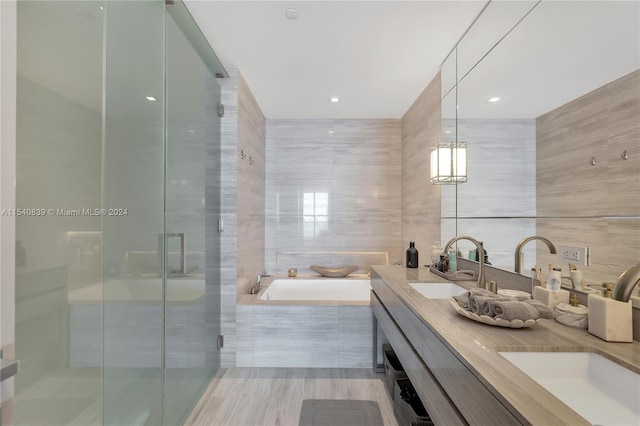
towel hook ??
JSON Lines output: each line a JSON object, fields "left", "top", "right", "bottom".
{"left": 621, "top": 150, "right": 628, "bottom": 160}
{"left": 590, "top": 157, "right": 596, "bottom": 166}
{"left": 249, "top": 156, "right": 254, "bottom": 166}
{"left": 240, "top": 149, "right": 246, "bottom": 160}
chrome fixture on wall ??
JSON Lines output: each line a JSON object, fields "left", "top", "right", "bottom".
{"left": 514, "top": 236, "right": 557, "bottom": 274}
{"left": 612, "top": 263, "right": 640, "bottom": 303}
{"left": 430, "top": 141, "right": 467, "bottom": 184}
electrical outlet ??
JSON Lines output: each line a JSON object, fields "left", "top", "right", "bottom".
{"left": 558, "top": 244, "right": 590, "bottom": 266}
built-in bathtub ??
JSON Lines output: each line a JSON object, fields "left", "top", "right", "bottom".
{"left": 259, "top": 278, "right": 370, "bottom": 301}
{"left": 237, "top": 276, "right": 380, "bottom": 368}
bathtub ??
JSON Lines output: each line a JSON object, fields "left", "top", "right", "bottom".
{"left": 259, "top": 278, "right": 371, "bottom": 301}
{"left": 238, "top": 276, "right": 378, "bottom": 368}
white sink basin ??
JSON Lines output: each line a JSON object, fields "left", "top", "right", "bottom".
{"left": 500, "top": 352, "right": 640, "bottom": 425}
{"left": 409, "top": 282, "right": 467, "bottom": 299}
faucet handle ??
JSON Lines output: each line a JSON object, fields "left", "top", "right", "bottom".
{"left": 602, "top": 282, "right": 614, "bottom": 298}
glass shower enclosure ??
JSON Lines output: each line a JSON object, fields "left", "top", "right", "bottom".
{"left": 14, "top": 1, "right": 225, "bottom": 424}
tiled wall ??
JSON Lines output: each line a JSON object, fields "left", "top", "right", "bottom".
{"left": 401, "top": 73, "right": 442, "bottom": 264}
{"left": 219, "top": 68, "right": 239, "bottom": 367}
{"left": 219, "top": 68, "right": 266, "bottom": 366}
{"left": 236, "top": 73, "right": 266, "bottom": 295}
{"left": 236, "top": 304, "right": 372, "bottom": 368}
{"left": 536, "top": 70, "right": 640, "bottom": 286}
{"left": 264, "top": 119, "right": 402, "bottom": 272}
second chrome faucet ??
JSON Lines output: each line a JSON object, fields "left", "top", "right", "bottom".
{"left": 514, "top": 236, "right": 556, "bottom": 274}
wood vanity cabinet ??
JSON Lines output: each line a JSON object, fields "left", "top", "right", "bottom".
{"left": 371, "top": 275, "right": 523, "bottom": 426}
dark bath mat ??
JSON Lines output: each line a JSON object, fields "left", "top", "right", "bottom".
{"left": 299, "top": 399, "right": 384, "bottom": 426}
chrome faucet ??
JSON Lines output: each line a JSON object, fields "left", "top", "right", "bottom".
{"left": 612, "top": 263, "right": 640, "bottom": 302}
{"left": 443, "top": 236, "right": 486, "bottom": 289}
{"left": 514, "top": 236, "right": 557, "bottom": 274}
{"left": 251, "top": 273, "right": 273, "bottom": 295}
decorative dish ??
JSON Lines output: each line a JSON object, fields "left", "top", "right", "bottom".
{"left": 448, "top": 298, "right": 541, "bottom": 329}
{"left": 309, "top": 265, "right": 359, "bottom": 278}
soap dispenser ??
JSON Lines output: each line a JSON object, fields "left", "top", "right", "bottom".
{"left": 406, "top": 241, "right": 419, "bottom": 269}
{"left": 588, "top": 282, "right": 633, "bottom": 342}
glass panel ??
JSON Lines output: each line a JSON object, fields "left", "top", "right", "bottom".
{"left": 440, "top": 49, "right": 457, "bottom": 236}
{"left": 15, "top": 1, "right": 104, "bottom": 425}
{"left": 102, "top": 1, "right": 165, "bottom": 425}
{"left": 164, "top": 1, "right": 222, "bottom": 424}
{"left": 456, "top": 0, "right": 538, "bottom": 82}
{"left": 440, "top": 49, "right": 456, "bottom": 99}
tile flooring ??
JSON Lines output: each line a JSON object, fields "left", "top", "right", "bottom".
{"left": 184, "top": 368, "right": 398, "bottom": 426}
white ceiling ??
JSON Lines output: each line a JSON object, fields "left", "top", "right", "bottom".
{"left": 18, "top": 1, "right": 638, "bottom": 122}
{"left": 185, "top": 0, "right": 640, "bottom": 120}
{"left": 184, "top": 0, "right": 486, "bottom": 119}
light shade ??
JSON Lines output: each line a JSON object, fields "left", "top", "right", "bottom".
{"left": 430, "top": 141, "right": 467, "bottom": 184}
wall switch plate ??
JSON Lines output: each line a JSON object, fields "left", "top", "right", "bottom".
{"left": 558, "top": 244, "right": 590, "bottom": 266}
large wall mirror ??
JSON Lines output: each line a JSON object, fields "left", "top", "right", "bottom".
{"left": 441, "top": 0, "right": 640, "bottom": 293}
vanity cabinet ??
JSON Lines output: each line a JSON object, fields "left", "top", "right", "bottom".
{"left": 371, "top": 275, "right": 522, "bottom": 425}
{"left": 371, "top": 292, "right": 465, "bottom": 425}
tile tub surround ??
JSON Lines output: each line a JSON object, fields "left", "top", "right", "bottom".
{"left": 236, "top": 282, "right": 373, "bottom": 368}
{"left": 264, "top": 119, "right": 402, "bottom": 273}
{"left": 371, "top": 265, "right": 640, "bottom": 425}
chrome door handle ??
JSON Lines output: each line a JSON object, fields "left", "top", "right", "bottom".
{"left": 159, "top": 232, "right": 186, "bottom": 275}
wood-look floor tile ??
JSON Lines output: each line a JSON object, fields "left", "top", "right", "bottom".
{"left": 184, "top": 368, "right": 398, "bottom": 426}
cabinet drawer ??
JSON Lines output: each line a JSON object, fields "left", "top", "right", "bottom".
{"left": 421, "top": 324, "right": 521, "bottom": 425}
{"left": 372, "top": 292, "right": 466, "bottom": 426}
{"left": 371, "top": 277, "right": 423, "bottom": 346}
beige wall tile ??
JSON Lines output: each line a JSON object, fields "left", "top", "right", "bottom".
{"left": 401, "top": 72, "right": 441, "bottom": 264}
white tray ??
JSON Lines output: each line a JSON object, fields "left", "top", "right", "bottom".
{"left": 448, "top": 298, "right": 541, "bottom": 329}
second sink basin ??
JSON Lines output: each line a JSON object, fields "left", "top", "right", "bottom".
{"left": 500, "top": 351, "right": 640, "bottom": 425}
{"left": 409, "top": 282, "right": 467, "bottom": 299}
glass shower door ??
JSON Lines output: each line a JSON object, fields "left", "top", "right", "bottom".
{"left": 103, "top": 0, "right": 224, "bottom": 424}
{"left": 164, "top": 2, "right": 223, "bottom": 424}
{"left": 102, "top": 1, "right": 166, "bottom": 424}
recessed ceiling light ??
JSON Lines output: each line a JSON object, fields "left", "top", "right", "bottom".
{"left": 146, "top": 96, "right": 157, "bottom": 101}
{"left": 488, "top": 96, "right": 501, "bottom": 103}
{"left": 285, "top": 8, "right": 298, "bottom": 20}
{"left": 188, "top": 129, "right": 195, "bottom": 133}
{"left": 445, "top": 130, "right": 452, "bottom": 134}
{"left": 330, "top": 97, "right": 340, "bottom": 103}
{"left": 99, "top": 6, "right": 104, "bottom": 11}
{"left": 328, "top": 130, "right": 335, "bottom": 134}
